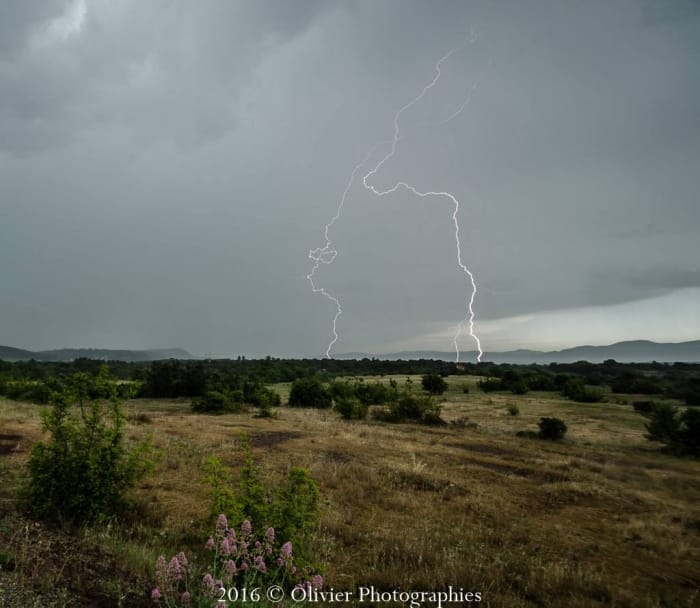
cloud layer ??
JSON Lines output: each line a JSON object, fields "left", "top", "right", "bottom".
{"left": 1, "top": 0, "right": 698, "bottom": 357}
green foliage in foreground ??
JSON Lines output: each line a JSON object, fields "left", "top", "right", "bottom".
{"left": 20, "top": 369, "right": 155, "bottom": 525}
{"left": 152, "top": 515, "right": 324, "bottom": 607}
{"left": 203, "top": 433, "right": 321, "bottom": 564}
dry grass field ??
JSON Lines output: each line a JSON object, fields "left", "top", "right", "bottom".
{"left": 0, "top": 375, "right": 699, "bottom": 607}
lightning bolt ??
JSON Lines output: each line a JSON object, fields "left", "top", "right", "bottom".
{"left": 308, "top": 40, "right": 484, "bottom": 363}
{"left": 306, "top": 151, "right": 374, "bottom": 358}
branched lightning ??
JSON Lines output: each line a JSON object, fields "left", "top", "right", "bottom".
{"left": 308, "top": 39, "right": 484, "bottom": 362}
{"left": 306, "top": 151, "right": 374, "bottom": 358}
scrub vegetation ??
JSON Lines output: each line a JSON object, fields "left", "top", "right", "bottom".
{"left": 0, "top": 358, "right": 698, "bottom": 607}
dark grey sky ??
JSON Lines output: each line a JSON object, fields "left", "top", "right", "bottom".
{"left": 1, "top": 0, "right": 698, "bottom": 358}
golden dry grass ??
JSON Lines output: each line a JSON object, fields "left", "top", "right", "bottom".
{"left": 1, "top": 377, "right": 699, "bottom": 607}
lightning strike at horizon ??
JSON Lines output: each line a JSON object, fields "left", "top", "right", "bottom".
{"left": 306, "top": 152, "right": 374, "bottom": 359}
{"left": 308, "top": 40, "right": 484, "bottom": 363}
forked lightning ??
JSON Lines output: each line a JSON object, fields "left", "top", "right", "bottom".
{"left": 307, "top": 42, "right": 483, "bottom": 362}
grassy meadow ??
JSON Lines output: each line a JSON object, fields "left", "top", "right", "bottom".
{"left": 0, "top": 375, "right": 698, "bottom": 607}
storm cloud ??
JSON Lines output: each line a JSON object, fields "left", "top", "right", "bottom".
{"left": 1, "top": 0, "right": 698, "bottom": 357}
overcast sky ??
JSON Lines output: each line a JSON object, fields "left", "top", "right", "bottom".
{"left": 1, "top": 0, "right": 699, "bottom": 359}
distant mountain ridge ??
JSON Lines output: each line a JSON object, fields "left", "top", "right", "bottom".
{"left": 0, "top": 346, "right": 193, "bottom": 362}
{"left": 2, "top": 340, "right": 699, "bottom": 363}
{"left": 337, "top": 340, "right": 700, "bottom": 364}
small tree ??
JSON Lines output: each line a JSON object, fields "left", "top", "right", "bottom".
{"left": 641, "top": 404, "right": 700, "bottom": 456}
{"left": 645, "top": 403, "right": 680, "bottom": 444}
{"left": 21, "top": 373, "right": 154, "bottom": 525}
{"left": 421, "top": 373, "right": 448, "bottom": 395}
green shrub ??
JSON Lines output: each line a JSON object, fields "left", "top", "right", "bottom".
{"left": 250, "top": 387, "right": 281, "bottom": 417}
{"left": 354, "top": 380, "right": 397, "bottom": 405}
{"left": 421, "top": 373, "right": 448, "bottom": 395}
{"left": 376, "top": 392, "right": 444, "bottom": 425}
{"left": 21, "top": 375, "right": 154, "bottom": 525}
{"left": 191, "top": 389, "right": 244, "bottom": 414}
{"left": 478, "top": 378, "right": 502, "bottom": 393}
{"left": 335, "top": 396, "right": 368, "bottom": 420}
{"left": 632, "top": 400, "right": 656, "bottom": 414}
{"left": 678, "top": 408, "right": 700, "bottom": 456}
{"left": 644, "top": 403, "right": 680, "bottom": 444}
{"left": 538, "top": 417, "right": 567, "bottom": 441}
{"left": 288, "top": 377, "right": 332, "bottom": 409}
{"left": 639, "top": 403, "right": 699, "bottom": 456}
{"left": 561, "top": 378, "right": 603, "bottom": 403}
{"left": 506, "top": 403, "right": 520, "bottom": 416}
{"left": 203, "top": 433, "right": 321, "bottom": 563}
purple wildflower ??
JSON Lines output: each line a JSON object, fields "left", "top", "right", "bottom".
{"left": 311, "top": 574, "right": 324, "bottom": 590}
{"left": 225, "top": 559, "right": 237, "bottom": 576}
{"left": 176, "top": 552, "right": 189, "bottom": 568}
{"left": 206, "top": 537, "right": 215, "bottom": 549}
{"left": 241, "top": 519, "right": 252, "bottom": 536}
{"left": 216, "top": 514, "right": 228, "bottom": 533}
{"left": 280, "top": 542, "right": 293, "bottom": 559}
{"left": 254, "top": 555, "right": 267, "bottom": 573}
{"left": 221, "top": 537, "right": 231, "bottom": 555}
{"left": 181, "top": 591, "right": 191, "bottom": 604}
{"left": 151, "top": 588, "right": 162, "bottom": 602}
{"left": 203, "top": 573, "right": 216, "bottom": 596}
{"left": 167, "top": 556, "right": 182, "bottom": 580}
{"left": 265, "top": 527, "right": 275, "bottom": 543}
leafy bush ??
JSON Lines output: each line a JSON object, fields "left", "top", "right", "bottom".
{"left": 640, "top": 404, "right": 699, "bottom": 455}
{"left": 191, "top": 389, "right": 244, "bottom": 414}
{"left": 203, "top": 434, "right": 321, "bottom": 563}
{"left": 376, "top": 392, "right": 444, "bottom": 425}
{"left": 288, "top": 377, "right": 332, "bottom": 409}
{"left": 632, "top": 400, "right": 656, "bottom": 414}
{"left": 644, "top": 403, "right": 680, "bottom": 443}
{"left": 1, "top": 378, "right": 58, "bottom": 404}
{"left": 421, "top": 373, "right": 448, "bottom": 395}
{"left": 538, "top": 417, "right": 567, "bottom": 441}
{"left": 478, "top": 378, "right": 502, "bottom": 393}
{"left": 506, "top": 403, "right": 520, "bottom": 416}
{"left": 334, "top": 396, "right": 368, "bottom": 420}
{"left": 152, "top": 515, "right": 324, "bottom": 607}
{"left": 354, "top": 380, "right": 397, "bottom": 405}
{"left": 561, "top": 378, "right": 603, "bottom": 403}
{"left": 21, "top": 374, "right": 154, "bottom": 525}
{"left": 500, "top": 370, "right": 529, "bottom": 395}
